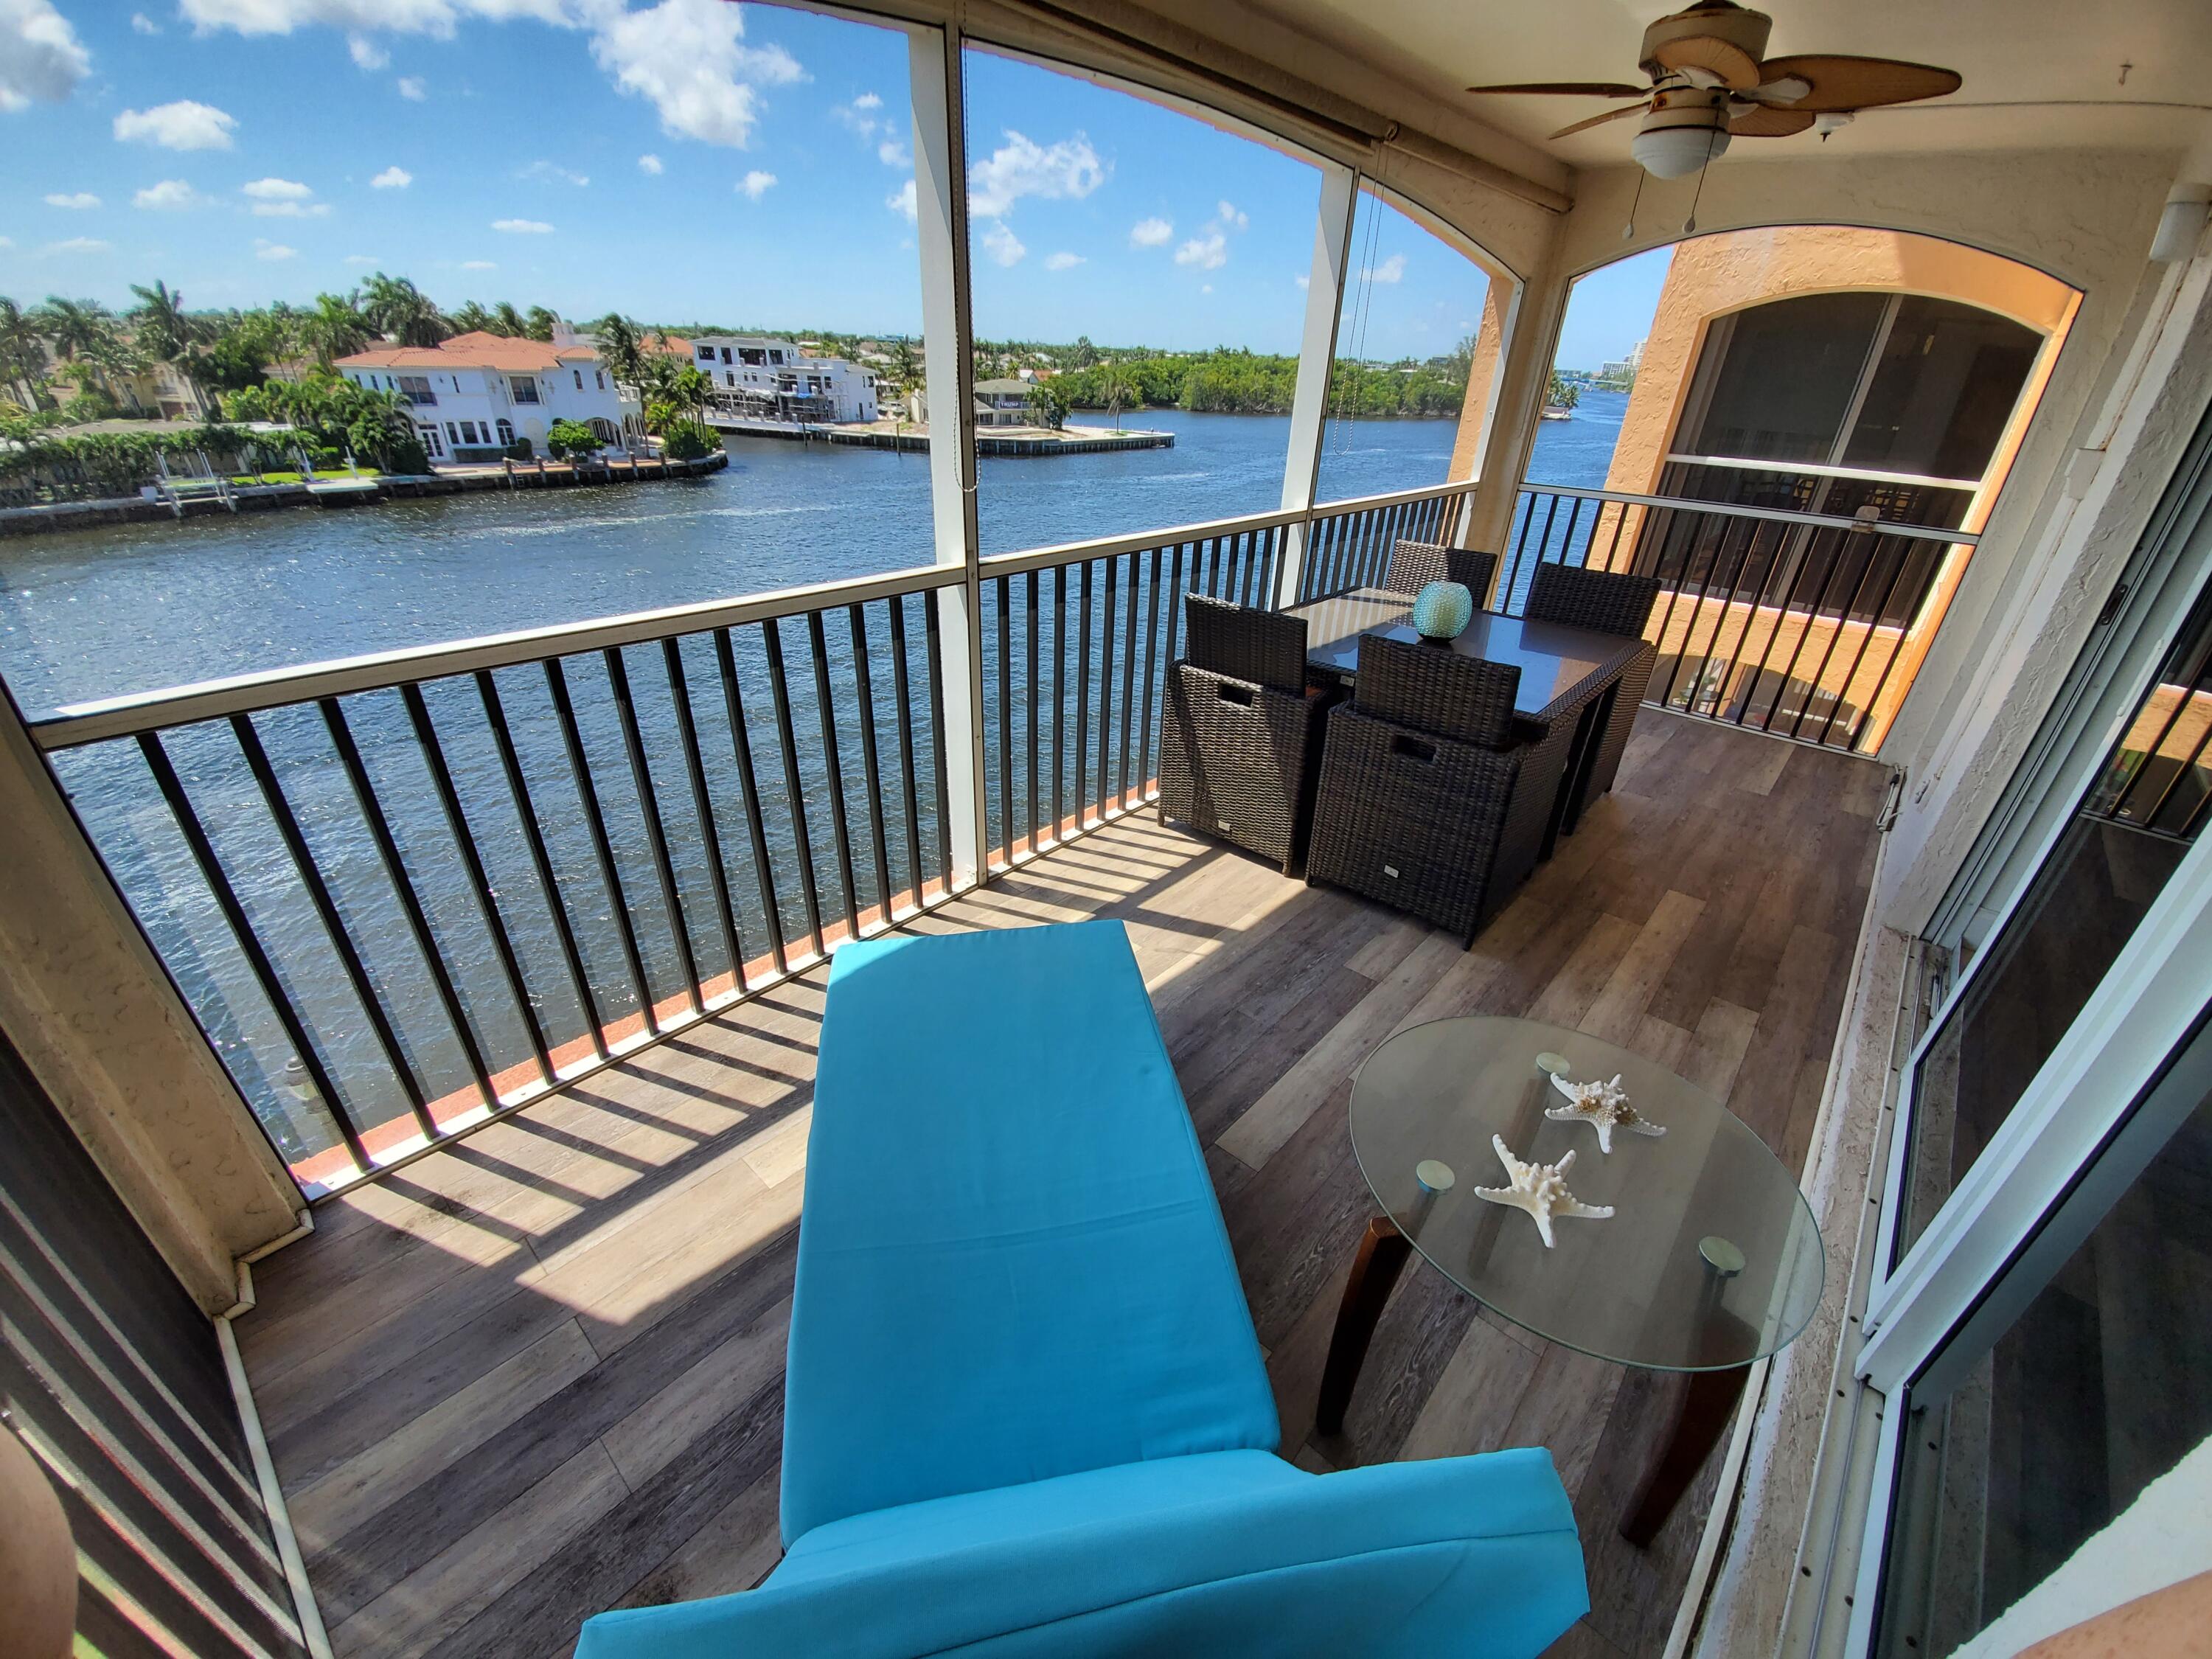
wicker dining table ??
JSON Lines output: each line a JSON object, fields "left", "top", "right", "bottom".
{"left": 1284, "top": 588, "right": 1649, "bottom": 849}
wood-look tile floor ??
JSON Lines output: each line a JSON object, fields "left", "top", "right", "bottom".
{"left": 240, "top": 711, "right": 1885, "bottom": 1659}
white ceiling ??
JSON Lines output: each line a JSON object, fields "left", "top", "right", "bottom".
{"left": 1242, "top": 0, "right": 2212, "bottom": 167}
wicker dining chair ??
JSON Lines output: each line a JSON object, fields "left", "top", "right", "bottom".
{"left": 1304, "top": 635, "right": 1576, "bottom": 945}
{"left": 1385, "top": 539, "right": 1501, "bottom": 608}
{"left": 1525, "top": 561, "right": 1662, "bottom": 807}
{"left": 1157, "top": 594, "right": 1331, "bottom": 873}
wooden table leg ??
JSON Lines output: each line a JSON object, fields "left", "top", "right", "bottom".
{"left": 1618, "top": 1363, "right": 1749, "bottom": 1546}
{"left": 1314, "top": 1216, "right": 1412, "bottom": 1438}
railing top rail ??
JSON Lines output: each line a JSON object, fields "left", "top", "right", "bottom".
{"left": 1310, "top": 477, "right": 1482, "bottom": 515}
{"left": 30, "top": 559, "right": 956, "bottom": 751}
{"left": 1516, "top": 481, "right": 1982, "bottom": 546}
{"left": 30, "top": 479, "right": 1480, "bottom": 751}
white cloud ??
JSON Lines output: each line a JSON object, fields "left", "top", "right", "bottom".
{"left": 131, "top": 12, "right": 161, "bottom": 33}
{"left": 968, "top": 130, "right": 1104, "bottom": 220}
{"left": 738, "top": 169, "right": 776, "bottom": 201}
{"left": 981, "top": 219, "right": 1025, "bottom": 267}
{"left": 253, "top": 238, "right": 296, "bottom": 260}
{"left": 254, "top": 199, "right": 330, "bottom": 218}
{"left": 114, "top": 99, "right": 237, "bottom": 150}
{"left": 370, "top": 164, "right": 411, "bottom": 189}
{"left": 1201, "top": 283, "right": 1213, "bottom": 294}
{"left": 877, "top": 137, "right": 909, "bottom": 169}
{"left": 0, "top": 236, "right": 12, "bottom": 248}
{"left": 243, "top": 175, "right": 313, "bottom": 200}
{"left": 41, "top": 236, "right": 108, "bottom": 255}
{"left": 852, "top": 91, "right": 881, "bottom": 110}
{"left": 43, "top": 190, "right": 99, "bottom": 209}
{"left": 591, "top": 0, "right": 802, "bottom": 149}
{"left": 887, "top": 178, "right": 917, "bottom": 223}
{"left": 134, "top": 178, "right": 214, "bottom": 209}
{"left": 1362, "top": 252, "right": 1407, "bottom": 284}
{"left": 1, "top": 0, "right": 91, "bottom": 113}
{"left": 344, "top": 253, "right": 379, "bottom": 264}
{"left": 462, "top": 259, "right": 497, "bottom": 270}
{"left": 347, "top": 32, "right": 386, "bottom": 68}
{"left": 1043, "top": 251, "right": 1082, "bottom": 271}
{"left": 396, "top": 75, "right": 425, "bottom": 100}
{"left": 1294, "top": 272, "right": 1310, "bottom": 290}
{"left": 637, "top": 152, "right": 662, "bottom": 174}
{"left": 492, "top": 217, "right": 552, "bottom": 233}
{"left": 1129, "top": 215, "right": 1172, "bottom": 248}
{"left": 1216, "top": 199, "right": 1248, "bottom": 230}
{"left": 833, "top": 93, "right": 880, "bottom": 140}
{"left": 521, "top": 159, "right": 589, "bottom": 187}
{"left": 1175, "top": 229, "right": 1227, "bottom": 271}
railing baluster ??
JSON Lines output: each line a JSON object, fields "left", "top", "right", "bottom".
{"left": 1118, "top": 551, "right": 1140, "bottom": 808}
{"left": 1671, "top": 515, "right": 1759, "bottom": 717}
{"left": 887, "top": 597, "right": 926, "bottom": 913}
{"left": 1714, "top": 519, "right": 1795, "bottom": 727}
{"left": 231, "top": 712, "right": 437, "bottom": 1140}
{"left": 995, "top": 574, "right": 1013, "bottom": 864}
{"left": 848, "top": 604, "right": 894, "bottom": 928}
{"left": 138, "top": 730, "right": 369, "bottom": 1172}
{"left": 924, "top": 588, "right": 953, "bottom": 888}
{"left": 1098, "top": 552, "right": 1119, "bottom": 816}
{"left": 1753, "top": 531, "right": 1857, "bottom": 733}
{"left": 545, "top": 658, "right": 658, "bottom": 1036}
{"left": 455, "top": 675, "right": 590, "bottom": 1065}
{"left": 804, "top": 611, "right": 860, "bottom": 943}
{"left": 1077, "top": 559, "right": 1093, "bottom": 821}
{"left": 712, "top": 627, "right": 787, "bottom": 978}
{"left": 1503, "top": 495, "right": 1540, "bottom": 613}
{"left": 1138, "top": 544, "right": 1163, "bottom": 800}
{"left": 1025, "top": 568, "right": 1040, "bottom": 855}
{"left": 659, "top": 637, "right": 745, "bottom": 996}
{"left": 321, "top": 697, "right": 502, "bottom": 1113}
{"left": 605, "top": 647, "right": 702, "bottom": 1017}
{"left": 1815, "top": 540, "right": 1919, "bottom": 749}
{"left": 761, "top": 618, "right": 825, "bottom": 958}
{"left": 1051, "top": 566, "right": 1067, "bottom": 846}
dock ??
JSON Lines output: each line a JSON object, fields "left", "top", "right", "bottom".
{"left": 706, "top": 415, "right": 1173, "bottom": 456}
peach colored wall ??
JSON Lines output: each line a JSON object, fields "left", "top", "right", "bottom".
{"left": 1448, "top": 284, "right": 1509, "bottom": 482}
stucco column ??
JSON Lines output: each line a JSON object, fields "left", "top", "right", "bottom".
{"left": 1461, "top": 257, "right": 1571, "bottom": 566}
{"left": 0, "top": 689, "right": 300, "bottom": 1312}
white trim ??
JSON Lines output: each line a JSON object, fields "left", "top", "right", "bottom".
{"left": 218, "top": 1288, "right": 333, "bottom": 1659}
{"left": 1859, "top": 818, "right": 2212, "bottom": 1385}
{"left": 1665, "top": 453, "right": 1984, "bottom": 494}
{"left": 1838, "top": 1400, "right": 1905, "bottom": 1656}
{"left": 1275, "top": 163, "right": 1361, "bottom": 607}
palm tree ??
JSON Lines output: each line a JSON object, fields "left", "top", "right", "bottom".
{"left": 0, "top": 298, "right": 52, "bottom": 409}
{"left": 32, "top": 296, "right": 114, "bottom": 364}
{"left": 1101, "top": 366, "right": 1138, "bottom": 431}
{"left": 448, "top": 300, "right": 493, "bottom": 335}
{"left": 490, "top": 302, "right": 527, "bottom": 338}
{"left": 593, "top": 313, "right": 644, "bottom": 392}
{"left": 128, "top": 279, "right": 202, "bottom": 366}
{"left": 359, "top": 273, "right": 448, "bottom": 347}
{"left": 299, "top": 291, "right": 372, "bottom": 368}
{"left": 524, "top": 305, "right": 557, "bottom": 343}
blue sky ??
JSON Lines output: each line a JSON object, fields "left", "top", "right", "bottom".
{"left": 1, "top": 0, "right": 1658, "bottom": 362}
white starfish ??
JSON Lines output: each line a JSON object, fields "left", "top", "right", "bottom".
{"left": 1472, "top": 1135, "right": 1614, "bottom": 1248}
{"left": 1544, "top": 1072, "right": 1666, "bottom": 1155}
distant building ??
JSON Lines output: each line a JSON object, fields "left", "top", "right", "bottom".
{"left": 688, "top": 334, "right": 879, "bottom": 423}
{"left": 906, "top": 378, "right": 1038, "bottom": 428}
{"left": 335, "top": 330, "right": 623, "bottom": 462}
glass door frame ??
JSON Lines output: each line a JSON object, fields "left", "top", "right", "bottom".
{"left": 1833, "top": 406, "right": 2212, "bottom": 1653}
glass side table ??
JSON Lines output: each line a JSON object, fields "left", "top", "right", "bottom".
{"left": 1318, "top": 1016, "right": 1826, "bottom": 1544}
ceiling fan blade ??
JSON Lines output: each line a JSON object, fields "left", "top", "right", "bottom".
{"left": 1465, "top": 81, "right": 1651, "bottom": 98}
{"left": 1754, "top": 55, "right": 1963, "bottom": 112}
{"left": 1652, "top": 35, "right": 1761, "bottom": 91}
{"left": 1548, "top": 102, "right": 1652, "bottom": 140}
{"left": 1742, "top": 74, "right": 1813, "bottom": 105}
{"left": 1729, "top": 104, "right": 1816, "bottom": 137}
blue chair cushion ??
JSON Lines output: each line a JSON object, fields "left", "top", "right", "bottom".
{"left": 778, "top": 921, "right": 1279, "bottom": 1544}
{"left": 574, "top": 1447, "right": 1588, "bottom": 1659}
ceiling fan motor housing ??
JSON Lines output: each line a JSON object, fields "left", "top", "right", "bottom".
{"left": 1640, "top": 1, "right": 1773, "bottom": 85}
{"left": 1632, "top": 85, "right": 1734, "bottom": 178}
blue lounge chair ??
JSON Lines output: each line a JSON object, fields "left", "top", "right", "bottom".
{"left": 575, "top": 920, "right": 1587, "bottom": 1658}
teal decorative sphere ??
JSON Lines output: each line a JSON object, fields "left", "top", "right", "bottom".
{"left": 1411, "top": 580, "right": 1474, "bottom": 641}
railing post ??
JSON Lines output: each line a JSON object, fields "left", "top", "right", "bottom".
{"left": 1274, "top": 163, "right": 1360, "bottom": 609}
{"left": 908, "top": 22, "right": 987, "bottom": 886}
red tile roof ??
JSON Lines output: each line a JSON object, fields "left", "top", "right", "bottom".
{"left": 336, "top": 330, "right": 599, "bottom": 372}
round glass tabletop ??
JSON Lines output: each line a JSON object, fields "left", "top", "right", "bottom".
{"left": 1349, "top": 1016, "right": 1826, "bottom": 1371}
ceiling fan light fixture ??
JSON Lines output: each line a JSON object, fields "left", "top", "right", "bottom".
{"left": 1632, "top": 92, "right": 1732, "bottom": 178}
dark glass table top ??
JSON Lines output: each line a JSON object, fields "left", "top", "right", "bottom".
{"left": 1287, "top": 588, "right": 1644, "bottom": 723}
{"left": 1349, "top": 1016, "right": 1826, "bottom": 1371}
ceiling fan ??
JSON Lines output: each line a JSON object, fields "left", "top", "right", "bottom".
{"left": 1467, "top": 0, "right": 1962, "bottom": 179}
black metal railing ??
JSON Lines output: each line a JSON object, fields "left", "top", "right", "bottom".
{"left": 29, "top": 481, "right": 1471, "bottom": 1194}
{"left": 1499, "top": 483, "right": 1980, "bottom": 753}
{"left": 1294, "top": 484, "right": 1472, "bottom": 603}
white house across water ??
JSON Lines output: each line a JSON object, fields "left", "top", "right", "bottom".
{"left": 335, "top": 330, "right": 625, "bottom": 462}
{"left": 689, "top": 334, "right": 881, "bottom": 423}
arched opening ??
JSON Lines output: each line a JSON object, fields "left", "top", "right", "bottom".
{"left": 1508, "top": 226, "right": 2079, "bottom": 753}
